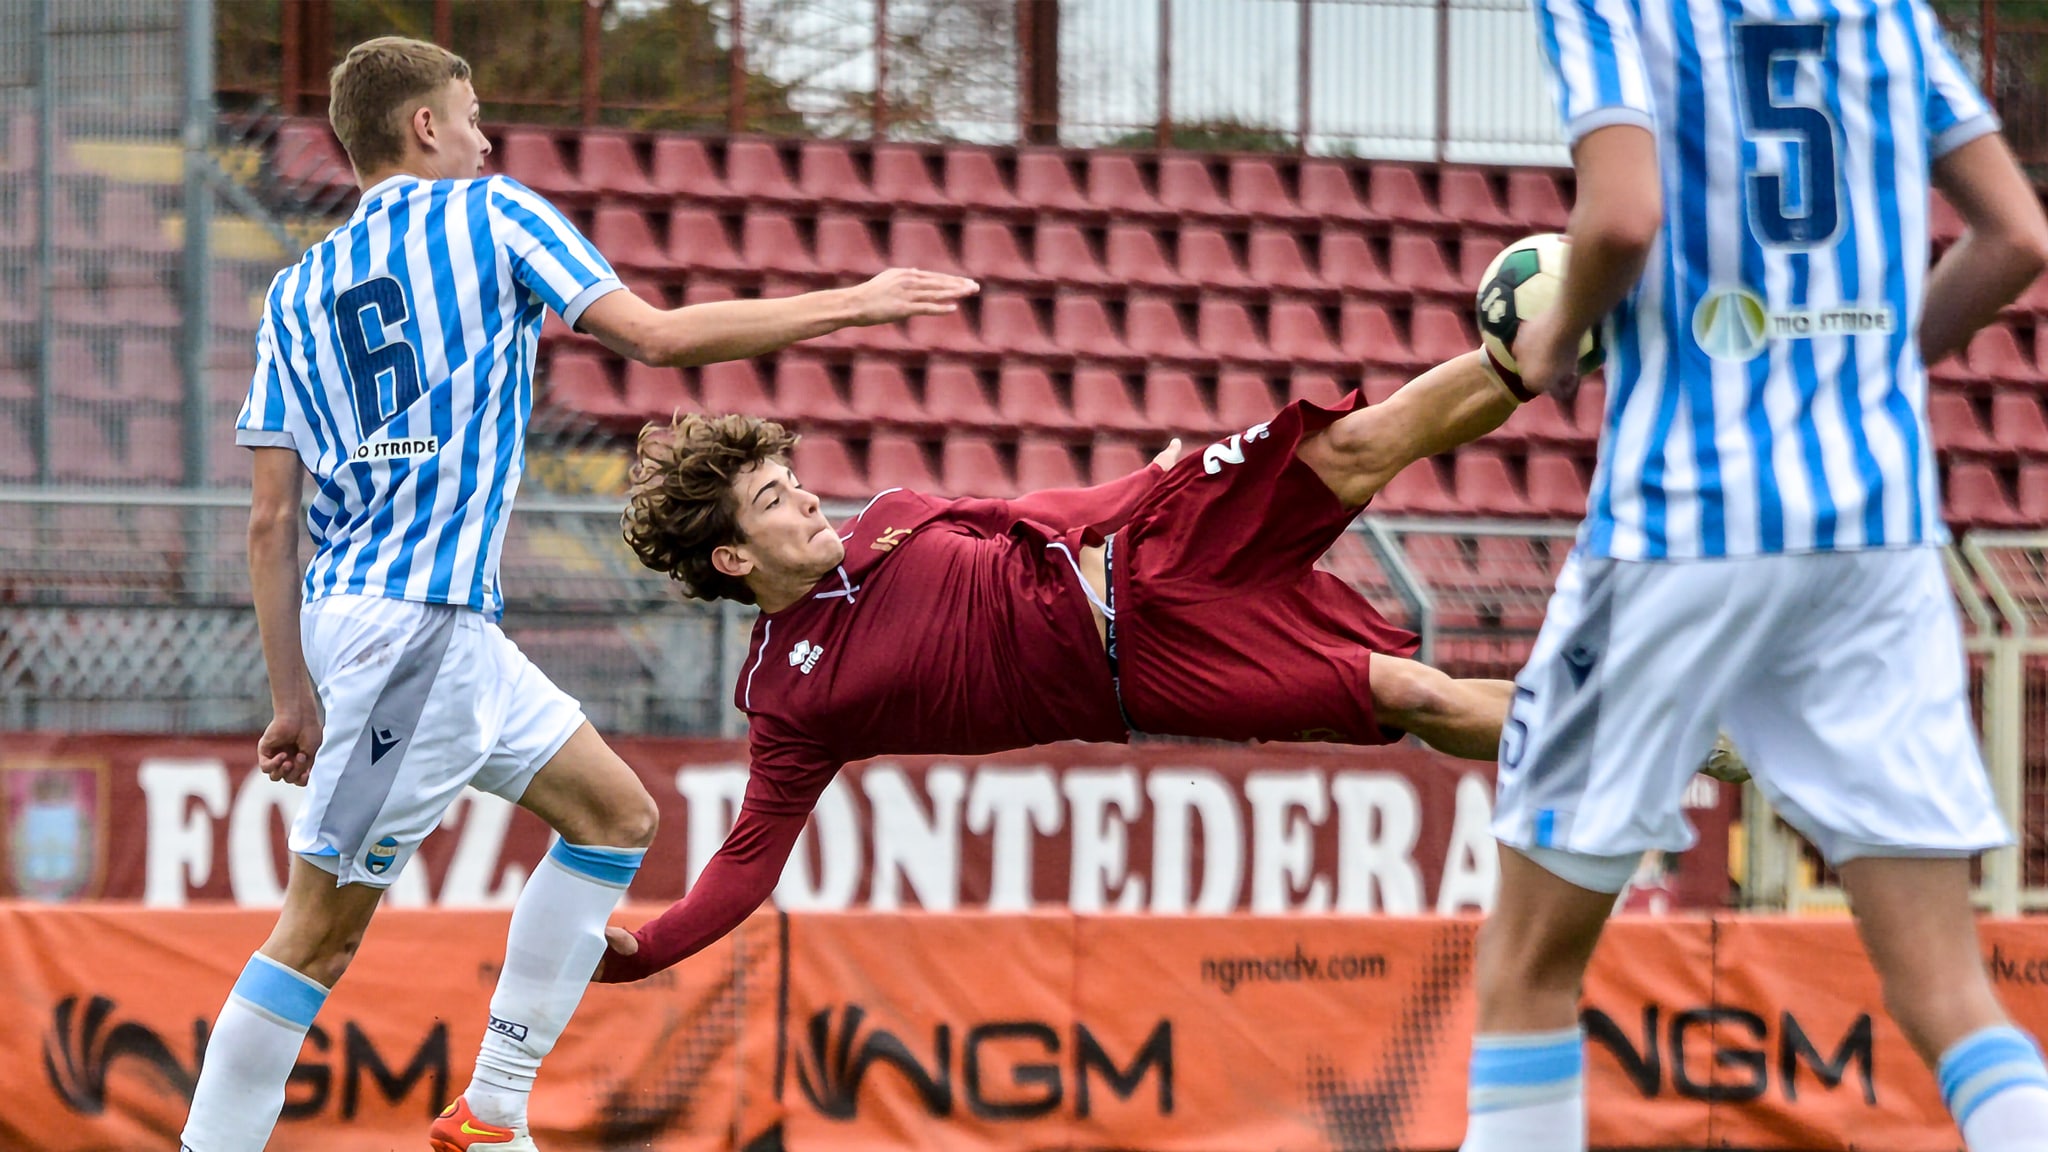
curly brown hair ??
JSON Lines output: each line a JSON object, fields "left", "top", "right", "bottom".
{"left": 622, "top": 412, "right": 800, "bottom": 604}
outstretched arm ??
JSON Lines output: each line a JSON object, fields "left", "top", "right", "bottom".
{"left": 1297, "top": 350, "right": 1519, "bottom": 509}
{"left": 1922, "top": 133, "right": 2048, "bottom": 366}
{"left": 594, "top": 804, "right": 806, "bottom": 983}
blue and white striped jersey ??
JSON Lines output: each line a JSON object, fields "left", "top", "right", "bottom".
{"left": 1533, "top": 0, "right": 1999, "bottom": 558}
{"left": 236, "top": 174, "right": 621, "bottom": 615}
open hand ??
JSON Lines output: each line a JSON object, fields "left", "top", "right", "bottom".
{"left": 845, "top": 268, "right": 980, "bottom": 326}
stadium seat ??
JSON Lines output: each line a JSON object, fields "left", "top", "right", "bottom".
{"left": 791, "top": 432, "right": 866, "bottom": 498}
{"left": 1087, "top": 153, "right": 1165, "bottom": 216}
{"left": 1946, "top": 461, "right": 2023, "bottom": 527}
{"left": 623, "top": 360, "right": 691, "bottom": 418}
{"left": 127, "top": 415, "right": 185, "bottom": 484}
{"left": 665, "top": 208, "right": 746, "bottom": 272}
{"left": 940, "top": 433, "right": 1015, "bottom": 497}
{"left": 681, "top": 278, "right": 740, "bottom": 305}
{"left": 815, "top": 212, "right": 887, "bottom": 277}
{"left": 1340, "top": 301, "right": 1415, "bottom": 366}
{"left": 1506, "top": 170, "right": 1571, "bottom": 231}
{"left": 1500, "top": 391, "right": 1584, "bottom": 446}
{"left": 1124, "top": 296, "right": 1201, "bottom": 361}
{"left": 498, "top": 129, "right": 584, "bottom": 199}
{"left": 273, "top": 120, "right": 352, "bottom": 194}
{"left": 1143, "top": 368, "right": 1225, "bottom": 436}
{"left": 1247, "top": 226, "right": 1323, "bottom": 292}
{"left": 869, "top": 431, "right": 940, "bottom": 491}
{"left": 945, "top": 148, "right": 1020, "bottom": 211}
{"left": 998, "top": 364, "right": 1081, "bottom": 430}
{"left": 540, "top": 350, "right": 632, "bottom": 420}
{"left": 1105, "top": 223, "right": 1185, "bottom": 288}
{"left": 963, "top": 218, "right": 1038, "bottom": 283}
{"left": 650, "top": 136, "right": 730, "bottom": 200}
{"left": 2016, "top": 273, "right": 2048, "bottom": 317}
{"left": 1229, "top": 157, "right": 1310, "bottom": 220}
{"left": 1526, "top": 451, "right": 1589, "bottom": 517}
{"left": 1966, "top": 323, "right": 2039, "bottom": 382}
{"left": 1573, "top": 378, "right": 1609, "bottom": 434}
{"left": 1457, "top": 230, "right": 1510, "bottom": 287}
{"left": 1930, "top": 392, "right": 1999, "bottom": 455}
{"left": 798, "top": 141, "right": 877, "bottom": 205}
{"left": 50, "top": 412, "right": 124, "bottom": 482}
{"left": 1438, "top": 169, "right": 1512, "bottom": 229}
{"left": 578, "top": 132, "right": 659, "bottom": 200}
{"left": 1993, "top": 393, "right": 2048, "bottom": 456}
{"left": 2020, "top": 463, "right": 2048, "bottom": 522}
{"left": 1298, "top": 160, "right": 1369, "bottom": 220}
{"left": 1389, "top": 232, "right": 1463, "bottom": 294}
{"left": 0, "top": 366, "right": 30, "bottom": 402}
{"left": 1372, "top": 457, "right": 1458, "bottom": 514}
{"left": 924, "top": 361, "right": 1006, "bottom": 428}
{"left": 1197, "top": 300, "right": 1269, "bottom": 362}
{"left": 1454, "top": 449, "right": 1530, "bottom": 516}
{"left": 873, "top": 145, "right": 950, "bottom": 209}
{"left": 742, "top": 211, "right": 818, "bottom": 275}
{"left": 1159, "top": 155, "right": 1233, "bottom": 218}
{"left": 1017, "top": 435, "right": 1083, "bottom": 490}
{"left": 1215, "top": 371, "right": 1278, "bottom": 429}
{"left": 1289, "top": 370, "right": 1345, "bottom": 408}
{"left": 1368, "top": 165, "right": 1441, "bottom": 226}
{"left": 850, "top": 358, "right": 927, "bottom": 426}
{"left": 1015, "top": 149, "right": 1090, "bottom": 213}
{"left": 774, "top": 355, "right": 857, "bottom": 424}
{"left": 592, "top": 206, "right": 674, "bottom": 272}
{"left": 982, "top": 292, "right": 1061, "bottom": 356}
{"left": 1411, "top": 304, "right": 1478, "bottom": 363}
{"left": 907, "top": 303, "right": 986, "bottom": 355}
{"left": 1033, "top": 221, "right": 1110, "bottom": 285}
{"left": 1089, "top": 439, "right": 1151, "bottom": 484}
{"left": 1177, "top": 226, "right": 1256, "bottom": 289}
{"left": 1363, "top": 370, "right": 1406, "bottom": 406}
{"left": 1267, "top": 300, "right": 1345, "bottom": 364}
{"left": 698, "top": 359, "right": 778, "bottom": 418}
{"left": 889, "top": 216, "right": 966, "bottom": 276}
{"left": 1318, "top": 227, "right": 1396, "bottom": 294}
{"left": 1072, "top": 368, "right": 1152, "bottom": 432}
{"left": 1055, "top": 293, "right": 1133, "bottom": 359}
{"left": 724, "top": 139, "right": 805, "bottom": 202}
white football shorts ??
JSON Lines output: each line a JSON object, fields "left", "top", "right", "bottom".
{"left": 290, "top": 593, "right": 585, "bottom": 887}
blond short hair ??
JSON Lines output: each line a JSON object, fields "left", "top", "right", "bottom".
{"left": 328, "top": 37, "right": 472, "bottom": 174}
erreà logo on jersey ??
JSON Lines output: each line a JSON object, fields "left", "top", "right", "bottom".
{"left": 351, "top": 434, "right": 440, "bottom": 463}
{"left": 788, "top": 640, "right": 824, "bottom": 674}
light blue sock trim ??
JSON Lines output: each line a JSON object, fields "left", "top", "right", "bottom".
{"left": 546, "top": 838, "right": 645, "bottom": 888}
{"left": 1940, "top": 1025, "right": 2048, "bottom": 1129}
{"left": 1469, "top": 1028, "right": 1583, "bottom": 1114}
{"left": 229, "top": 953, "right": 328, "bottom": 1030}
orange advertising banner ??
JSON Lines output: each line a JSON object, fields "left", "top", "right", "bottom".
{"left": 0, "top": 904, "right": 2026, "bottom": 1151}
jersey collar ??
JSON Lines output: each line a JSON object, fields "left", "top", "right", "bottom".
{"left": 352, "top": 174, "right": 423, "bottom": 221}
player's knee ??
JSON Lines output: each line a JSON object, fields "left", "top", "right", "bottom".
{"left": 611, "top": 787, "right": 661, "bottom": 849}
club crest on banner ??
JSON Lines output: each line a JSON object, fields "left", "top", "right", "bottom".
{"left": 2, "top": 759, "right": 107, "bottom": 902}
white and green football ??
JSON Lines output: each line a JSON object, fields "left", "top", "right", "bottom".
{"left": 1475, "top": 232, "right": 1604, "bottom": 378}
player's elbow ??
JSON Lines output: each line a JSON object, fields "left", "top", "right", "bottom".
{"left": 1584, "top": 197, "right": 1663, "bottom": 263}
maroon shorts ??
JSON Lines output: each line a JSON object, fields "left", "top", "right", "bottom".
{"left": 1107, "top": 394, "right": 1420, "bottom": 745}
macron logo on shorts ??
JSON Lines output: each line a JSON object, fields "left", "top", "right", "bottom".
{"left": 1562, "top": 644, "right": 1598, "bottom": 689}
{"left": 369, "top": 726, "right": 403, "bottom": 763}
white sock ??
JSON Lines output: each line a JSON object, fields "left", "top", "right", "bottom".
{"left": 1941, "top": 1025, "right": 2048, "bottom": 1152}
{"left": 1461, "top": 1027, "right": 1585, "bottom": 1152}
{"left": 179, "top": 954, "right": 329, "bottom": 1152}
{"left": 465, "top": 838, "right": 643, "bottom": 1131}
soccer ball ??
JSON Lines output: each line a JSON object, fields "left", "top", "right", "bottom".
{"left": 1475, "top": 233, "right": 1604, "bottom": 381}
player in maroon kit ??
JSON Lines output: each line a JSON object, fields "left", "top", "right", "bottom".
{"left": 594, "top": 348, "right": 1522, "bottom": 982}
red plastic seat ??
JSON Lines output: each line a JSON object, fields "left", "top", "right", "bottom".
{"left": 1087, "top": 153, "right": 1164, "bottom": 216}
{"left": 869, "top": 431, "right": 940, "bottom": 491}
{"left": 1526, "top": 451, "right": 1588, "bottom": 517}
{"left": 1229, "top": 157, "right": 1310, "bottom": 220}
{"left": 1319, "top": 228, "right": 1395, "bottom": 294}
{"left": 1455, "top": 449, "right": 1531, "bottom": 516}
{"left": 1500, "top": 391, "right": 1585, "bottom": 446}
{"left": 1247, "top": 226, "right": 1323, "bottom": 291}
{"left": 1055, "top": 293, "right": 1132, "bottom": 359}
{"left": 1105, "top": 224, "right": 1185, "bottom": 288}
{"left": 497, "top": 129, "right": 583, "bottom": 198}
{"left": 775, "top": 356, "right": 857, "bottom": 424}
{"left": 1389, "top": 232, "right": 1463, "bottom": 294}
{"left": 1289, "top": 370, "right": 1345, "bottom": 408}
{"left": 699, "top": 359, "right": 778, "bottom": 418}
{"left": 1930, "top": 392, "right": 1999, "bottom": 455}
{"left": 1198, "top": 300, "right": 1270, "bottom": 362}
{"left": 887, "top": 216, "right": 965, "bottom": 276}
{"left": 815, "top": 212, "right": 886, "bottom": 278}
{"left": 1993, "top": 393, "right": 2048, "bottom": 456}
{"left": 1177, "top": 226, "right": 1256, "bottom": 289}
{"left": 543, "top": 350, "right": 633, "bottom": 419}
{"left": 983, "top": 292, "right": 1061, "bottom": 356}
{"left": 1124, "top": 296, "right": 1200, "bottom": 360}
{"left": 1506, "top": 170, "right": 1571, "bottom": 231}
{"left": 50, "top": 414, "right": 124, "bottom": 482}
{"left": 624, "top": 360, "right": 692, "bottom": 418}
{"left": 1216, "top": 371, "right": 1278, "bottom": 428}
{"left": 273, "top": 120, "right": 352, "bottom": 192}
{"left": 1033, "top": 222, "right": 1110, "bottom": 285}
{"left": 1144, "top": 368, "right": 1225, "bottom": 436}
{"left": 1268, "top": 300, "right": 1345, "bottom": 364}
{"left": 873, "top": 145, "right": 949, "bottom": 208}
{"left": 1967, "top": 324, "right": 2039, "bottom": 381}
{"left": 1017, "top": 436, "right": 1083, "bottom": 490}
{"left": 742, "top": 211, "right": 818, "bottom": 275}
{"left": 940, "top": 433, "right": 1015, "bottom": 497}
{"left": 578, "top": 132, "right": 658, "bottom": 199}
{"left": 665, "top": 208, "right": 745, "bottom": 272}
{"left": 963, "top": 219, "right": 1036, "bottom": 283}
{"left": 906, "top": 304, "right": 986, "bottom": 354}
{"left": 850, "top": 358, "right": 927, "bottom": 425}
{"left": 798, "top": 141, "right": 877, "bottom": 205}
{"left": 945, "top": 148, "right": 1020, "bottom": 211}
{"left": 2019, "top": 463, "right": 2048, "bottom": 521}
{"left": 1016, "top": 150, "right": 1090, "bottom": 213}
{"left": 1090, "top": 439, "right": 1152, "bottom": 484}
{"left": 1458, "top": 230, "right": 1510, "bottom": 288}
{"left": 1341, "top": 301, "right": 1416, "bottom": 366}
{"left": 1299, "top": 160, "right": 1369, "bottom": 219}
{"left": 1372, "top": 458, "right": 1458, "bottom": 514}
{"left": 1159, "top": 155, "right": 1233, "bottom": 218}
{"left": 1411, "top": 304, "right": 1478, "bottom": 363}
{"left": 125, "top": 416, "right": 185, "bottom": 484}
{"left": 0, "top": 412, "right": 33, "bottom": 479}
{"left": 1363, "top": 370, "right": 1407, "bottom": 407}
{"left": 681, "top": 278, "right": 740, "bottom": 305}
{"left": 1073, "top": 368, "right": 1152, "bottom": 432}
{"left": 651, "top": 137, "right": 729, "bottom": 199}
{"left": 592, "top": 206, "right": 674, "bottom": 272}
{"left": 998, "top": 364, "right": 1081, "bottom": 430}
{"left": 724, "top": 139, "right": 805, "bottom": 202}
{"left": 2016, "top": 274, "right": 2048, "bottom": 316}
{"left": 925, "top": 362, "right": 1005, "bottom": 429}
{"left": 1439, "top": 169, "right": 1511, "bottom": 229}
{"left": 791, "top": 432, "right": 866, "bottom": 498}
{"left": 1946, "top": 461, "right": 2023, "bottom": 527}
{"left": 1369, "top": 165, "right": 1441, "bottom": 226}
